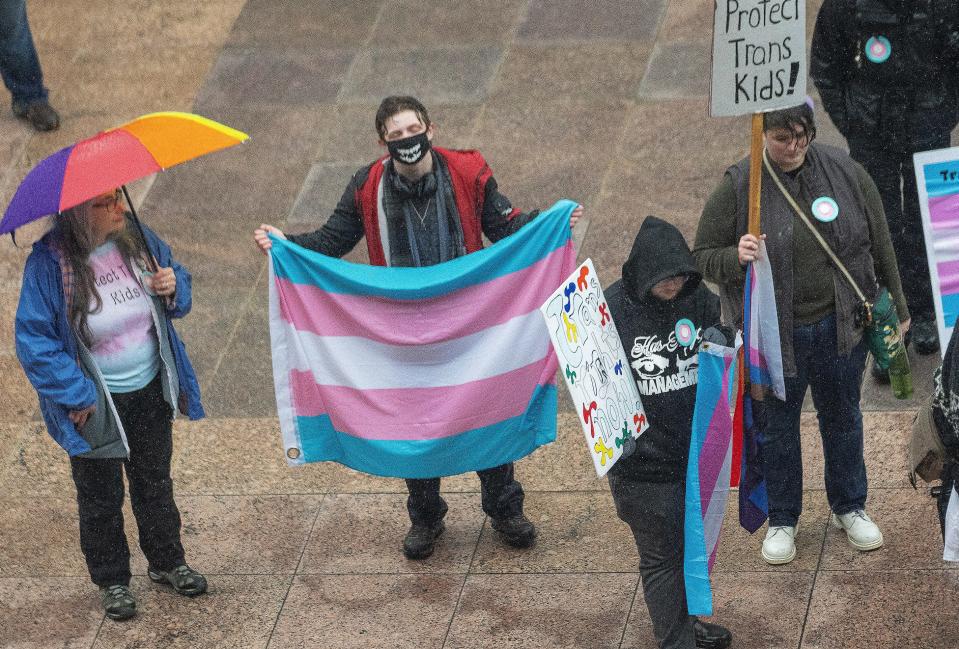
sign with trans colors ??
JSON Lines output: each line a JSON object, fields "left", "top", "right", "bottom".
{"left": 711, "top": 0, "right": 807, "bottom": 116}
{"left": 540, "top": 258, "right": 649, "bottom": 477}
{"left": 914, "top": 146, "right": 959, "bottom": 354}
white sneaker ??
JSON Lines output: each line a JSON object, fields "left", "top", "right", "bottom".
{"left": 831, "top": 510, "right": 883, "bottom": 551}
{"left": 761, "top": 524, "right": 797, "bottom": 565}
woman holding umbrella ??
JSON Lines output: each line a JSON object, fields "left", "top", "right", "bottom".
{"left": 14, "top": 188, "right": 206, "bottom": 620}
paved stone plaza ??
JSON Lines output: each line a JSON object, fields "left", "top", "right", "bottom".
{"left": 1, "top": 1, "right": 958, "bottom": 647}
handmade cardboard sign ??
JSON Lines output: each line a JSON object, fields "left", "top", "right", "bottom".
{"left": 711, "top": 0, "right": 807, "bottom": 117}
{"left": 540, "top": 259, "right": 649, "bottom": 477}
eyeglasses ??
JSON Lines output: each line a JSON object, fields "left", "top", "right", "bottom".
{"left": 91, "top": 191, "right": 122, "bottom": 211}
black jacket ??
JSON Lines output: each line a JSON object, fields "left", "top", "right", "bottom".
{"left": 606, "top": 217, "right": 721, "bottom": 483}
{"left": 933, "top": 327, "right": 959, "bottom": 458}
{"left": 811, "top": 0, "right": 959, "bottom": 139}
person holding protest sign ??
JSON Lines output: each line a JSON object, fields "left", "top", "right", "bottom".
{"left": 606, "top": 216, "right": 731, "bottom": 649}
{"left": 254, "top": 96, "right": 582, "bottom": 560}
{"left": 693, "top": 102, "right": 909, "bottom": 565}
{"left": 811, "top": 0, "right": 959, "bottom": 364}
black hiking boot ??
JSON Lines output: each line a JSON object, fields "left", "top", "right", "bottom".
{"left": 912, "top": 319, "right": 940, "bottom": 355}
{"left": 693, "top": 618, "right": 733, "bottom": 649}
{"left": 100, "top": 584, "right": 136, "bottom": 620}
{"left": 148, "top": 564, "right": 208, "bottom": 596}
{"left": 491, "top": 514, "right": 537, "bottom": 548}
{"left": 403, "top": 521, "right": 445, "bottom": 559}
{"left": 12, "top": 100, "right": 60, "bottom": 132}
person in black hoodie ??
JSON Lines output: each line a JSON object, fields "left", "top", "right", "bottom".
{"left": 605, "top": 216, "right": 730, "bottom": 649}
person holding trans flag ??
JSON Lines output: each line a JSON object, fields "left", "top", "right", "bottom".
{"left": 606, "top": 216, "right": 731, "bottom": 649}
{"left": 694, "top": 102, "right": 908, "bottom": 566}
{"left": 254, "top": 96, "right": 582, "bottom": 561}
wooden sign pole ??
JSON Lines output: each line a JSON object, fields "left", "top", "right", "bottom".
{"left": 747, "top": 113, "right": 764, "bottom": 237}
{"left": 747, "top": 112, "right": 765, "bottom": 400}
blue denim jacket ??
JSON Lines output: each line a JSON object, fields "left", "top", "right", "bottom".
{"left": 14, "top": 220, "right": 204, "bottom": 456}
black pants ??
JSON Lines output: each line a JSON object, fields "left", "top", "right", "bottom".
{"left": 608, "top": 473, "right": 695, "bottom": 649}
{"left": 405, "top": 463, "right": 525, "bottom": 526}
{"left": 69, "top": 375, "right": 185, "bottom": 587}
{"left": 848, "top": 126, "right": 952, "bottom": 321}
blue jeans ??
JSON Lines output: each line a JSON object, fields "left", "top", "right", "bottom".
{"left": 0, "top": 0, "right": 47, "bottom": 105}
{"left": 761, "top": 314, "right": 869, "bottom": 527}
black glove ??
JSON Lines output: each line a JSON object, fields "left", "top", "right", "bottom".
{"left": 621, "top": 436, "right": 637, "bottom": 458}
{"left": 701, "top": 324, "right": 737, "bottom": 347}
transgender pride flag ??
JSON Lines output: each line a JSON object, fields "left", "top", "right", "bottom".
{"left": 743, "top": 240, "right": 785, "bottom": 401}
{"left": 684, "top": 334, "right": 741, "bottom": 616}
{"left": 267, "top": 200, "right": 577, "bottom": 478}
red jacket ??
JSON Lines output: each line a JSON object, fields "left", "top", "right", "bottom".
{"left": 354, "top": 147, "right": 517, "bottom": 266}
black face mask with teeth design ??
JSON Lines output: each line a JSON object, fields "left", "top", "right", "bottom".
{"left": 387, "top": 132, "right": 431, "bottom": 165}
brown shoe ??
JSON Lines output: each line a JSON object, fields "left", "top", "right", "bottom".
{"left": 12, "top": 100, "right": 60, "bottom": 132}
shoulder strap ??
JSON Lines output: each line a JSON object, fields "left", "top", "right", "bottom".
{"left": 761, "top": 150, "right": 869, "bottom": 305}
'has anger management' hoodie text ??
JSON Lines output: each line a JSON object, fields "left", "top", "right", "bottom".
{"left": 606, "top": 216, "right": 721, "bottom": 482}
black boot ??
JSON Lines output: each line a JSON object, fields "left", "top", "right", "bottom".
{"left": 491, "top": 514, "right": 537, "bottom": 548}
{"left": 148, "top": 564, "right": 208, "bottom": 596}
{"left": 403, "top": 521, "right": 445, "bottom": 559}
{"left": 693, "top": 618, "right": 733, "bottom": 649}
{"left": 100, "top": 584, "right": 136, "bottom": 621}
{"left": 911, "top": 319, "right": 940, "bottom": 355}
{"left": 12, "top": 100, "right": 60, "bottom": 132}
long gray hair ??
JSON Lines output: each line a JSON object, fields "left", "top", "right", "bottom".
{"left": 56, "top": 197, "right": 149, "bottom": 346}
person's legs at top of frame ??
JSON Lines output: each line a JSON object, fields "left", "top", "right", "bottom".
{"left": 0, "top": 0, "right": 59, "bottom": 131}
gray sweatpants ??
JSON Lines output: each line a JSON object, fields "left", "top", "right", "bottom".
{"left": 608, "top": 473, "right": 696, "bottom": 649}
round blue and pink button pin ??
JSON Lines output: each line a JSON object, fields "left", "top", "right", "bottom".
{"left": 865, "top": 36, "right": 891, "bottom": 63}
{"left": 812, "top": 197, "right": 840, "bottom": 223}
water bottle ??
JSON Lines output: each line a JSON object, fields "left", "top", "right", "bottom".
{"left": 887, "top": 334, "right": 913, "bottom": 400}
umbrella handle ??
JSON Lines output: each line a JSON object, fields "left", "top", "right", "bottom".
{"left": 121, "top": 185, "right": 159, "bottom": 273}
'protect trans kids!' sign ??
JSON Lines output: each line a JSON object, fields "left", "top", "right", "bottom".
{"left": 711, "top": 0, "right": 807, "bottom": 117}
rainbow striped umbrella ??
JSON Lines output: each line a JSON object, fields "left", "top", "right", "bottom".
{"left": 0, "top": 112, "right": 249, "bottom": 235}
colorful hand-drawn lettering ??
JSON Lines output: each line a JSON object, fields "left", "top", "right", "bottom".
{"left": 634, "top": 412, "right": 647, "bottom": 433}
{"left": 562, "top": 311, "right": 579, "bottom": 343}
{"left": 616, "top": 422, "right": 631, "bottom": 448}
{"left": 582, "top": 400, "right": 598, "bottom": 438}
{"left": 540, "top": 258, "right": 648, "bottom": 477}
{"left": 599, "top": 302, "right": 611, "bottom": 326}
{"left": 594, "top": 438, "right": 615, "bottom": 465}
{"left": 544, "top": 294, "right": 584, "bottom": 366}
{"left": 563, "top": 282, "right": 576, "bottom": 313}
{"left": 577, "top": 266, "right": 590, "bottom": 291}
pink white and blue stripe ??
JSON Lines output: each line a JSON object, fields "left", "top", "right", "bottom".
{"left": 684, "top": 335, "right": 741, "bottom": 616}
{"left": 922, "top": 159, "right": 959, "bottom": 338}
{"left": 743, "top": 240, "right": 786, "bottom": 400}
{"left": 268, "top": 200, "right": 577, "bottom": 477}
